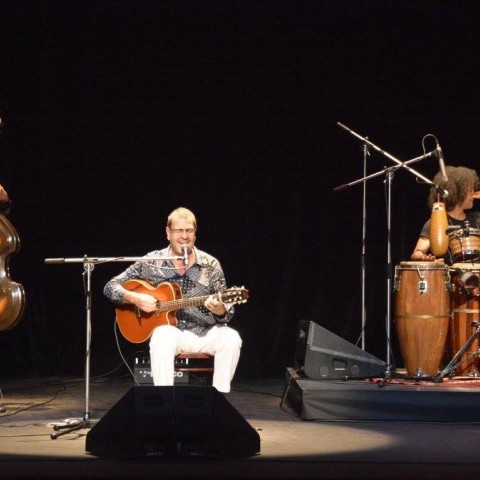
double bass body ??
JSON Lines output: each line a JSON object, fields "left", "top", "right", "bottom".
{"left": 0, "top": 209, "right": 25, "bottom": 331}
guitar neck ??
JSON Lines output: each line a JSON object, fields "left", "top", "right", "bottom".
{"left": 155, "top": 295, "right": 210, "bottom": 313}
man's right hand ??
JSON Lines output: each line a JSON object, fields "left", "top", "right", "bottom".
{"left": 411, "top": 250, "right": 436, "bottom": 261}
{"left": 123, "top": 291, "right": 158, "bottom": 312}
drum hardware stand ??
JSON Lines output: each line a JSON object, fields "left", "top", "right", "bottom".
{"left": 44, "top": 253, "right": 184, "bottom": 439}
{"left": 377, "top": 362, "right": 395, "bottom": 387}
{"left": 360, "top": 141, "right": 369, "bottom": 351}
{"left": 433, "top": 321, "right": 480, "bottom": 383}
{"left": 334, "top": 122, "right": 442, "bottom": 369}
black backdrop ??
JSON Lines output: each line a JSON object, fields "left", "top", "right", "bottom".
{"left": 1, "top": 0, "right": 479, "bottom": 380}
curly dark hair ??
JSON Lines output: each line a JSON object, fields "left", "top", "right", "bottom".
{"left": 428, "top": 166, "right": 479, "bottom": 210}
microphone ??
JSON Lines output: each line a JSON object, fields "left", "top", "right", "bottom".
{"left": 436, "top": 143, "right": 448, "bottom": 181}
{"left": 182, "top": 245, "right": 189, "bottom": 266}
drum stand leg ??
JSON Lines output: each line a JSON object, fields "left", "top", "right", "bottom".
{"left": 434, "top": 322, "right": 480, "bottom": 382}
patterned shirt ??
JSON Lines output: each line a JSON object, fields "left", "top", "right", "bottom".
{"left": 103, "top": 246, "right": 234, "bottom": 335}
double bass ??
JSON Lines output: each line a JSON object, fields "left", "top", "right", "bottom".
{"left": 0, "top": 185, "right": 25, "bottom": 331}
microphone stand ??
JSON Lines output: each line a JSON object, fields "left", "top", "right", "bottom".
{"left": 45, "top": 254, "right": 183, "bottom": 439}
{"left": 360, "top": 141, "right": 369, "bottom": 351}
{"left": 334, "top": 122, "right": 440, "bottom": 373}
{"left": 385, "top": 167, "right": 395, "bottom": 374}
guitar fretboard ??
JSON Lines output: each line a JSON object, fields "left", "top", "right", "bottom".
{"left": 155, "top": 295, "right": 210, "bottom": 312}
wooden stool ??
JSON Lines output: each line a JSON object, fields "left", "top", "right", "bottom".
{"left": 175, "top": 352, "right": 214, "bottom": 373}
{"left": 175, "top": 353, "right": 214, "bottom": 385}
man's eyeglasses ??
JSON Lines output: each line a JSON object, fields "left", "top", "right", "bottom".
{"left": 169, "top": 228, "right": 196, "bottom": 235}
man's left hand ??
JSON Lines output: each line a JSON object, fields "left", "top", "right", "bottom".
{"left": 205, "top": 294, "right": 226, "bottom": 316}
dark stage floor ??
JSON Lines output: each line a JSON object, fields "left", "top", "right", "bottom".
{"left": 1, "top": 372, "right": 480, "bottom": 480}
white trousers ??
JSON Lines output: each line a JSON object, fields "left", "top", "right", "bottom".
{"left": 149, "top": 324, "right": 242, "bottom": 393}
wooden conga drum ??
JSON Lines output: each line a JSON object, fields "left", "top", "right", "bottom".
{"left": 449, "top": 263, "right": 480, "bottom": 376}
{"left": 448, "top": 227, "right": 480, "bottom": 262}
{"left": 394, "top": 261, "right": 450, "bottom": 377}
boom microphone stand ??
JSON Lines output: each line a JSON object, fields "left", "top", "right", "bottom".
{"left": 45, "top": 254, "right": 184, "bottom": 438}
{"left": 360, "top": 141, "right": 369, "bottom": 351}
{"left": 334, "top": 122, "right": 443, "bottom": 370}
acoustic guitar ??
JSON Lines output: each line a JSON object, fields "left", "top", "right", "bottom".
{"left": 115, "top": 279, "right": 249, "bottom": 343}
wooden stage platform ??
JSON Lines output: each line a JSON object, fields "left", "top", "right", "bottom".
{"left": 285, "top": 367, "right": 480, "bottom": 422}
{"left": 1, "top": 373, "right": 480, "bottom": 479}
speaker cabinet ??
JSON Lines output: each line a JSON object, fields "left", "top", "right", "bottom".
{"left": 85, "top": 386, "right": 260, "bottom": 458}
{"left": 294, "top": 320, "right": 386, "bottom": 380}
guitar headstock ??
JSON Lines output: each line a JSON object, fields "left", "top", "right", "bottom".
{"left": 221, "top": 286, "right": 249, "bottom": 305}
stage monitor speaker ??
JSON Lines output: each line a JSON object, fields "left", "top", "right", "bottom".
{"left": 85, "top": 386, "right": 260, "bottom": 458}
{"left": 294, "top": 320, "right": 386, "bottom": 380}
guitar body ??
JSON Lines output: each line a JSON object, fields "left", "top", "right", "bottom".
{"left": 115, "top": 280, "right": 181, "bottom": 343}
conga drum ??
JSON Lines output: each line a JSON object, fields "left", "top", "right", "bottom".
{"left": 448, "top": 227, "right": 480, "bottom": 262}
{"left": 394, "top": 261, "right": 450, "bottom": 377}
{"left": 449, "top": 263, "right": 480, "bottom": 376}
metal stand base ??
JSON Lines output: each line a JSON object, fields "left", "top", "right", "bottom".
{"left": 434, "top": 324, "right": 480, "bottom": 383}
{"left": 50, "top": 415, "right": 98, "bottom": 439}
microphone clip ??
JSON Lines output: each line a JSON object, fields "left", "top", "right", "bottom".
{"left": 434, "top": 184, "right": 448, "bottom": 198}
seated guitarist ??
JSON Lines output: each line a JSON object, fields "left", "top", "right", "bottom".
{"left": 104, "top": 207, "right": 242, "bottom": 393}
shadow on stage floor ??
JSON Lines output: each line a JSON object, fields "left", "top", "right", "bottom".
{"left": 1, "top": 371, "right": 480, "bottom": 479}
